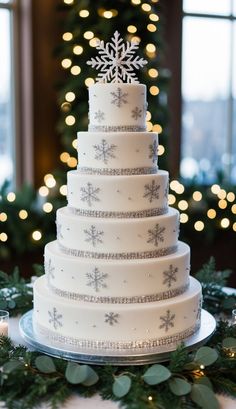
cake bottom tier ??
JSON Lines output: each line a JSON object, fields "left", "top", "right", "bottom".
{"left": 33, "top": 276, "right": 202, "bottom": 351}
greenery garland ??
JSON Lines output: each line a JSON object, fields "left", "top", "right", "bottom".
{"left": 0, "top": 259, "right": 236, "bottom": 408}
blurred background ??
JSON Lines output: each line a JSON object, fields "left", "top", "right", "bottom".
{"left": 0, "top": 0, "right": 236, "bottom": 283}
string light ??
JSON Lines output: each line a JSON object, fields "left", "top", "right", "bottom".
{"left": 168, "top": 194, "right": 176, "bottom": 205}
{"left": 175, "top": 184, "right": 185, "bottom": 194}
{"left": 73, "top": 45, "right": 83, "bottom": 55}
{"left": 103, "top": 10, "right": 113, "bottom": 18}
{"left": 44, "top": 174, "right": 56, "bottom": 188}
{"left": 146, "top": 43, "right": 156, "bottom": 53}
{"left": 63, "top": 0, "right": 74, "bottom": 4}
{"left": 79, "top": 9, "right": 89, "bottom": 17}
{"left": 19, "top": 210, "right": 28, "bottom": 220}
{"left": 232, "top": 204, "right": 236, "bottom": 214}
{"left": 147, "top": 24, "right": 157, "bottom": 32}
{"left": 170, "top": 180, "right": 179, "bottom": 191}
{"left": 65, "top": 115, "right": 76, "bottom": 126}
{"left": 194, "top": 221, "right": 204, "bottom": 231}
{"left": 38, "top": 186, "right": 49, "bottom": 197}
{"left": 141, "top": 3, "right": 151, "bottom": 12}
{"left": 7, "top": 192, "right": 16, "bottom": 202}
{"left": 60, "top": 152, "right": 70, "bottom": 163}
{"left": 227, "top": 192, "right": 235, "bottom": 202}
{"left": 62, "top": 32, "right": 73, "bottom": 41}
{"left": 72, "top": 139, "right": 77, "bottom": 149}
{"left": 178, "top": 200, "right": 188, "bottom": 211}
{"left": 180, "top": 213, "right": 189, "bottom": 223}
{"left": 148, "top": 68, "right": 158, "bottom": 78}
{"left": 61, "top": 102, "right": 71, "bottom": 113}
{"left": 67, "top": 157, "right": 77, "bottom": 167}
{"left": 233, "top": 222, "right": 236, "bottom": 231}
{"left": 218, "top": 199, "right": 227, "bottom": 209}
{"left": 148, "top": 396, "right": 153, "bottom": 401}
{"left": 32, "top": 231, "right": 42, "bottom": 241}
{"left": 130, "top": 36, "right": 141, "bottom": 43}
{"left": 149, "top": 13, "right": 159, "bottom": 21}
{"left": 70, "top": 65, "right": 81, "bottom": 75}
{"left": 218, "top": 189, "right": 226, "bottom": 200}
{"left": 65, "top": 92, "right": 75, "bottom": 102}
{"left": 146, "top": 122, "right": 153, "bottom": 131}
{"left": 207, "top": 209, "right": 216, "bottom": 219}
{"left": 127, "top": 25, "right": 137, "bottom": 33}
{"left": 158, "top": 145, "right": 165, "bottom": 155}
{"left": 89, "top": 38, "right": 99, "bottom": 47}
{"left": 0, "top": 232, "right": 8, "bottom": 242}
{"left": 43, "top": 203, "right": 53, "bottom": 213}
{"left": 153, "top": 124, "right": 162, "bottom": 133}
{"left": 0, "top": 213, "right": 7, "bottom": 222}
{"left": 61, "top": 58, "right": 72, "bottom": 69}
{"left": 221, "top": 218, "right": 230, "bottom": 228}
{"left": 85, "top": 78, "right": 95, "bottom": 86}
{"left": 192, "top": 191, "right": 202, "bottom": 201}
{"left": 83, "top": 31, "right": 94, "bottom": 40}
{"left": 131, "top": 0, "right": 141, "bottom": 4}
{"left": 60, "top": 185, "right": 67, "bottom": 196}
{"left": 211, "top": 184, "right": 220, "bottom": 194}
{"left": 146, "top": 111, "right": 152, "bottom": 121}
{"left": 149, "top": 86, "right": 159, "bottom": 95}
{"left": 199, "top": 364, "right": 205, "bottom": 370}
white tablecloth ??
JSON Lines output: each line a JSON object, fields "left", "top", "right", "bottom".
{"left": 4, "top": 316, "right": 235, "bottom": 409}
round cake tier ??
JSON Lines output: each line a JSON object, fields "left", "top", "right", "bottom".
{"left": 45, "top": 241, "right": 190, "bottom": 303}
{"left": 67, "top": 170, "right": 168, "bottom": 217}
{"left": 77, "top": 131, "right": 158, "bottom": 172}
{"left": 33, "top": 276, "right": 201, "bottom": 350}
{"left": 56, "top": 207, "right": 179, "bottom": 259}
{"left": 88, "top": 83, "right": 147, "bottom": 132}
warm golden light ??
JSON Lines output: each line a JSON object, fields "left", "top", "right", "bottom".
{"left": 127, "top": 25, "right": 137, "bottom": 33}
{"left": 146, "top": 43, "right": 156, "bottom": 53}
{"left": 65, "top": 115, "right": 76, "bottom": 126}
{"left": 194, "top": 221, "right": 204, "bottom": 231}
{"left": 153, "top": 124, "right": 162, "bottom": 133}
{"left": 89, "top": 38, "right": 99, "bottom": 47}
{"left": 175, "top": 184, "right": 185, "bottom": 194}
{"left": 60, "top": 185, "right": 67, "bottom": 196}
{"left": 61, "top": 58, "right": 72, "bottom": 69}
{"left": 7, "top": 192, "right": 16, "bottom": 202}
{"left": 178, "top": 200, "right": 188, "bottom": 211}
{"left": 43, "top": 202, "right": 53, "bottom": 213}
{"left": 221, "top": 218, "right": 230, "bottom": 228}
{"left": 146, "top": 122, "right": 153, "bottom": 131}
{"left": 207, "top": 209, "right": 216, "bottom": 219}
{"left": 146, "top": 111, "right": 152, "bottom": 121}
{"left": 67, "top": 157, "right": 77, "bottom": 167}
{"left": 149, "top": 13, "right": 159, "bottom": 21}
{"left": 147, "top": 23, "right": 157, "bottom": 32}
{"left": 71, "top": 65, "right": 81, "bottom": 75}
{"left": 168, "top": 194, "right": 176, "bottom": 205}
{"left": 32, "top": 230, "right": 42, "bottom": 241}
{"left": 148, "top": 396, "right": 153, "bottom": 401}
{"left": 218, "top": 189, "right": 226, "bottom": 200}
{"left": 85, "top": 77, "right": 95, "bottom": 86}
{"left": 211, "top": 184, "right": 220, "bottom": 194}
{"left": 218, "top": 199, "right": 227, "bottom": 209}
{"left": 64, "top": 0, "right": 73, "bottom": 4}
{"left": 19, "top": 210, "right": 28, "bottom": 220}
{"left": 103, "top": 10, "right": 113, "bottom": 18}
{"left": 142, "top": 3, "right": 151, "bottom": 11}
{"left": 227, "top": 192, "right": 235, "bottom": 202}
{"left": 131, "top": 0, "right": 141, "bottom": 4}
{"left": 84, "top": 31, "right": 94, "bottom": 40}
{"left": 65, "top": 92, "right": 76, "bottom": 102}
{"left": 38, "top": 186, "right": 49, "bottom": 197}
{"left": 44, "top": 174, "right": 56, "bottom": 188}
{"left": 233, "top": 222, "right": 236, "bottom": 232}
{"left": 158, "top": 145, "right": 165, "bottom": 156}
{"left": 73, "top": 45, "right": 83, "bottom": 55}
{"left": 192, "top": 191, "right": 202, "bottom": 201}
{"left": 149, "top": 86, "right": 159, "bottom": 96}
{"left": 131, "top": 36, "right": 141, "bottom": 43}
{"left": 0, "top": 212, "right": 7, "bottom": 222}
{"left": 170, "top": 180, "right": 179, "bottom": 191}
{"left": 180, "top": 213, "right": 189, "bottom": 223}
{"left": 79, "top": 9, "right": 89, "bottom": 17}
{"left": 72, "top": 139, "right": 78, "bottom": 149}
{"left": 62, "top": 32, "right": 73, "bottom": 41}
{"left": 60, "top": 152, "right": 70, "bottom": 163}
{"left": 0, "top": 232, "right": 8, "bottom": 242}
{"left": 231, "top": 204, "right": 236, "bottom": 214}
{"left": 148, "top": 68, "right": 158, "bottom": 78}
{"left": 61, "top": 102, "right": 71, "bottom": 113}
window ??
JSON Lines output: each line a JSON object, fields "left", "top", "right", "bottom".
{"left": 181, "top": 0, "right": 236, "bottom": 183}
{"left": 0, "top": 0, "right": 16, "bottom": 188}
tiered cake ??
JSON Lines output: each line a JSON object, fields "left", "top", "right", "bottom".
{"left": 33, "top": 32, "right": 202, "bottom": 352}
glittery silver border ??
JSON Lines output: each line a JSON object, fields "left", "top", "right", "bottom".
{"left": 77, "top": 166, "right": 158, "bottom": 175}
{"left": 34, "top": 321, "right": 200, "bottom": 350}
{"left": 88, "top": 125, "right": 146, "bottom": 132}
{"left": 58, "top": 243, "right": 178, "bottom": 260}
{"left": 47, "top": 281, "right": 190, "bottom": 304}
{"left": 68, "top": 206, "right": 168, "bottom": 219}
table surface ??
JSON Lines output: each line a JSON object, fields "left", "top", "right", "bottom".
{"left": 3, "top": 316, "right": 234, "bottom": 409}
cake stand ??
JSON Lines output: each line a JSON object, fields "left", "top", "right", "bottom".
{"left": 19, "top": 309, "right": 216, "bottom": 365}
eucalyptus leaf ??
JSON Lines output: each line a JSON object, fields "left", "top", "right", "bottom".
{"left": 3, "top": 360, "right": 23, "bottom": 373}
{"left": 7, "top": 300, "right": 16, "bottom": 309}
{"left": 143, "top": 364, "right": 171, "bottom": 385}
{"left": 169, "top": 377, "right": 191, "bottom": 396}
{"left": 81, "top": 365, "right": 99, "bottom": 386}
{"left": 191, "top": 384, "right": 220, "bottom": 409}
{"left": 65, "top": 362, "right": 85, "bottom": 384}
{"left": 222, "top": 337, "right": 236, "bottom": 349}
{"left": 35, "top": 355, "right": 56, "bottom": 373}
{"left": 195, "top": 376, "right": 213, "bottom": 390}
{"left": 112, "top": 375, "right": 132, "bottom": 398}
{"left": 194, "top": 346, "right": 218, "bottom": 366}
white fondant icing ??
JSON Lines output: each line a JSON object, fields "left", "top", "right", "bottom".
{"left": 88, "top": 84, "right": 147, "bottom": 130}
{"left": 33, "top": 276, "right": 201, "bottom": 343}
{"left": 45, "top": 241, "right": 190, "bottom": 301}
{"left": 67, "top": 170, "right": 168, "bottom": 213}
{"left": 77, "top": 131, "right": 158, "bottom": 169}
{"left": 56, "top": 207, "right": 179, "bottom": 255}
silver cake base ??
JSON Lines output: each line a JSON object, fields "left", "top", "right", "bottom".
{"left": 19, "top": 310, "right": 216, "bottom": 365}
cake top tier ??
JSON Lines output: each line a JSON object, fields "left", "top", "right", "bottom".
{"left": 87, "top": 31, "right": 147, "bottom": 84}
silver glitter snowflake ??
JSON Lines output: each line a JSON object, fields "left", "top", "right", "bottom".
{"left": 163, "top": 264, "right": 178, "bottom": 288}
{"left": 93, "top": 139, "right": 117, "bottom": 164}
{"left": 104, "top": 312, "right": 119, "bottom": 326}
{"left": 111, "top": 88, "right": 128, "bottom": 108}
{"left": 87, "top": 30, "right": 147, "bottom": 83}
{"left": 149, "top": 139, "right": 158, "bottom": 164}
{"left": 56, "top": 222, "right": 63, "bottom": 239}
{"left": 143, "top": 180, "right": 160, "bottom": 203}
{"left": 94, "top": 110, "right": 105, "bottom": 123}
{"left": 48, "top": 307, "right": 63, "bottom": 330}
{"left": 80, "top": 182, "right": 100, "bottom": 207}
{"left": 45, "top": 258, "right": 55, "bottom": 280}
{"left": 159, "top": 310, "right": 175, "bottom": 332}
{"left": 84, "top": 225, "right": 104, "bottom": 247}
{"left": 86, "top": 267, "right": 108, "bottom": 292}
{"left": 147, "top": 224, "right": 165, "bottom": 247}
{"left": 131, "top": 106, "right": 142, "bottom": 120}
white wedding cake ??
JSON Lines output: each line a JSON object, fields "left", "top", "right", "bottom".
{"left": 33, "top": 32, "right": 202, "bottom": 352}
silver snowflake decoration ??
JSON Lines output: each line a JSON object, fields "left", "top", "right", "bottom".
{"left": 86, "top": 267, "right": 108, "bottom": 292}
{"left": 80, "top": 182, "right": 100, "bottom": 207}
{"left": 93, "top": 139, "right": 117, "bottom": 164}
{"left": 163, "top": 264, "right": 178, "bottom": 288}
{"left": 84, "top": 225, "right": 104, "bottom": 247}
{"left": 149, "top": 139, "right": 158, "bottom": 164}
{"left": 147, "top": 224, "right": 165, "bottom": 247}
{"left": 196, "top": 298, "right": 202, "bottom": 321}
{"left": 104, "top": 312, "right": 119, "bottom": 326}
{"left": 94, "top": 110, "right": 105, "bottom": 123}
{"left": 48, "top": 307, "right": 63, "bottom": 330}
{"left": 56, "top": 222, "right": 63, "bottom": 239}
{"left": 143, "top": 180, "right": 160, "bottom": 203}
{"left": 110, "top": 88, "right": 128, "bottom": 108}
{"left": 87, "top": 30, "right": 147, "bottom": 83}
{"left": 131, "top": 106, "right": 142, "bottom": 120}
{"left": 45, "top": 258, "right": 55, "bottom": 280}
{"left": 159, "top": 310, "right": 175, "bottom": 332}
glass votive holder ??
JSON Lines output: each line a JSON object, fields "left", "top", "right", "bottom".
{"left": 0, "top": 310, "right": 9, "bottom": 336}
{"left": 232, "top": 309, "right": 236, "bottom": 326}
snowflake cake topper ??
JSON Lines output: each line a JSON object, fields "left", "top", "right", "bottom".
{"left": 87, "top": 31, "right": 147, "bottom": 83}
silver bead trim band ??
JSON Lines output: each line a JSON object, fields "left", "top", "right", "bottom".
{"left": 68, "top": 206, "right": 168, "bottom": 219}
{"left": 34, "top": 322, "right": 200, "bottom": 350}
{"left": 47, "top": 280, "right": 190, "bottom": 304}
{"left": 88, "top": 125, "right": 146, "bottom": 132}
{"left": 58, "top": 243, "right": 178, "bottom": 260}
{"left": 77, "top": 166, "right": 158, "bottom": 175}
